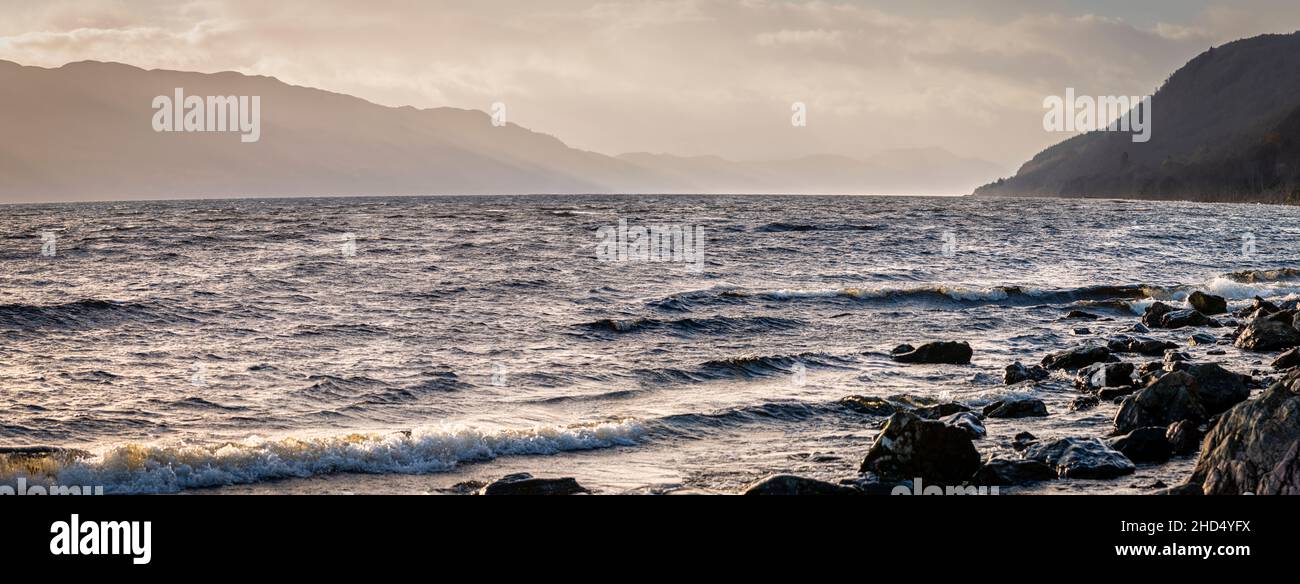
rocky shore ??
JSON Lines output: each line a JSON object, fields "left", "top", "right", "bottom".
{"left": 466, "top": 291, "right": 1300, "bottom": 495}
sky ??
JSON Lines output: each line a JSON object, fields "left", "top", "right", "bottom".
{"left": 2, "top": 0, "right": 1299, "bottom": 169}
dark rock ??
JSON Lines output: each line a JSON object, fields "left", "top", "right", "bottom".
{"left": 1076, "top": 362, "right": 1134, "bottom": 391}
{"left": 982, "top": 397, "right": 1048, "bottom": 418}
{"left": 1098, "top": 386, "right": 1138, "bottom": 401}
{"left": 1023, "top": 438, "right": 1136, "bottom": 479}
{"left": 912, "top": 402, "right": 971, "bottom": 419}
{"left": 742, "top": 474, "right": 860, "bottom": 495}
{"left": 1132, "top": 323, "right": 1151, "bottom": 333}
{"left": 971, "top": 459, "right": 1057, "bottom": 485}
{"left": 1072, "top": 327, "right": 1091, "bottom": 335}
{"left": 839, "top": 395, "right": 896, "bottom": 416}
{"left": 1012, "top": 431, "right": 1038, "bottom": 452}
{"left": 1163, "top": 350, "right": 1191, "bottom": 364}
{"left": 941, "top": 411, "right": 986, "bottom": 439}
{"left": 891, "top": 343, "right": 915, "bottom": 355}
{"left": 1141, "top": 302, "right": 1173, "bottom": 328}
{"left": 1064, "top": 310, "right": 1100, "bottom": 320}
{"left": 1004, "top": 361, "right": 1049, "bottom": 385}
{"left": 1186, "top": 371, "right": 1300, "bottom": 494}
{"left": 1272, "top": 347, "right": 1300, "bottom": 369}
{"left": 859, "top": 412, "right": 981, "bottom": 485}
{"left": 1166, "top": 419, "right": 1204, "bottom": 455}
{"left": 1160, "top": 309, "right": 1217, "bottom": 329}
{"left": 892, "top": 341, "right": 972, "bottom": 365}
{"left": 1234, "top": 316, "right": 1300, "bottom": 351}
{"left": 1108, "top": 427, "right": 1173, "bottom": 463}
{"left": 1113, "top": 371, "right": 1207, "bottom": 435}
{"left": 1188, "top": 291, "right": 1228, "bottom": 315}
{"left": 1041, "top": 345, "right": 1111, "bottom": 370}
{"left": 1189, "top": 332, "right": 1218, "bottom": 346}
{"left": 1069, "top": 396, "right": 1099, "bottom": 411}
{"left": 477, "top": 473, "right": 589, "bottom": 495}
{"left": 1107, "top": 336, "right": 1178, "bottom": 356}
{"left": 1234, "top": 296, "right": 1279, "bottom": 318}
{"left": 1182, "top": 363, "right": 1251, "bottom": 415}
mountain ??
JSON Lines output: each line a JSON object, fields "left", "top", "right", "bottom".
{"left": 975, "top": 32, "right": 1300, "bottom": 203}
{"left": 0, "top": 60, "right": 1002, "bottom": 202}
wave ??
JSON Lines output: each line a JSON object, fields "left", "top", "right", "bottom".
{"left": 2, "top": 421, "right": 645, "bottom": 494}
{"left": 753, "top": 222, "right": 880, "bottom": 233}
{"left": 634, "top": 352, "right": 856, "bottom": 384}
{"left": 0, "top": 299, "right": 180, "bottom": 329}
{"left": 1224, "top": 268, "right": 1300, "bottom": 283}
{"left": 575, "top": 315, "right": 804, "bottom": 336}
{"left": 646, "top": 284, "right": 1163, "bottom": 312}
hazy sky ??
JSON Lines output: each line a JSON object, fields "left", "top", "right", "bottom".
{"left": 3, "top": 0, "right": 1299, "bottom": 168}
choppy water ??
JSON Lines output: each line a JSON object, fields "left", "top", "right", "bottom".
{"left": 2, "top": 195, "right": 1298, "bottom": 494}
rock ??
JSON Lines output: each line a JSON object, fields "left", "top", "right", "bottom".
{"left": 941, "top": 411, "right": 986, "bottom": 439}
{"left": 892, "top": 341, "right": 972, "bottom": 365}
{"left": 971, "top": 459, "right": 1057, "bottom": 485}
{"left": 911, "top": 402, "right": 970, "bottom": 419}
{"left": 742, "top": 474, "right": 860, "bottom": 495}
{"left": 859, "top": 412, "right": 981, "bottom": 485}
{"left": 1186, "top": 371, "right": 1300, "bottom": 494}
{"left": 476, "top": 473, "right": 589, "bottom": 495}
{"left": 839, "top": 395, "right": 896, "bottom": 416}
{"left": 1004, "top": 361, "right": 1049, "bottom": 384}
{"left": 1072, "top": 327, "right": 1091, "bottom": 335}
{"left": 1107, "top": 336, "right": 1177, "bottom": 356}
{"left": 1108, "top": 427, "right": 1173, "bottom": 463}
{"left": 1069, "top": 396, "right": 1099, "bottom": 411}
{"left": 1023, "top": 438, "right": 1136, "bottom": 479}
{"left": 1041, "top": 345, "right": 1111, "bottom": 370}
{"left": 1113, "top": 371, "right": 1208, "bottom": 435}
{"left": 982, "top": 397, "right": 1048, "bottom": 418}
{"left": 1166, "top": 420, "right": 1204, "bottom": 455}
{"left": 891, "top": 343, "right": 915, "bottom": 355}
{"left": 1132, "top": 323, "right": 1151, "bottom": 333}
{"left": 1188, "top": 291, "right": 1228, "bottom": 315}
{"left": 1189, "top": 332, "right": 1218, "bottom": 346}
{"left": 1182, "top": 363, "right": 1251, "bottom": 415}
{"left": 1207, "top": 349, "right": 1227, "bottom": 356}
{"left": 1163, "top": 350, "right": 1191, "bottom": 364}
{"left": 1012, "top": 431, "right": 1038, "bottom": 452}
{"left": 1272, "top": 347, "right": 1300, "bottom": 369}
{"left": 1064, "top": 310, "right": 1100, "bottom": 320}
{"left": 1075, "top": 362, "right": 1134, "bottom": 391}
{"left": 1098, "top": 386, "right": 1138, "bottom": 401}
{"left": 1234, "top": 296, "right": 1279, "bottom": 318}
{"left": 1141, "top": 302, "right": 1173, "bottom": 328}
{"left": 1160, "top": 309, "right": 1217, "bottom": 329}
{"left": 1234, "top": 316, "right": 1300, "bottom": 351}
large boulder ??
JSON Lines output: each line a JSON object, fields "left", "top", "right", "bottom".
{"left": 1141, "top": 302, "right": 1174, "bottom": 328}
{"left": 742, "top": 474, "right": 860, "bottom": 495}
{"left": 1113, "top": 371, "right": 1208, "bottom": 434}
{"left": 1186, "top": 372, "right": 1300, "bottom": 494}
{"left": 971, "top": 458, "right": 1057, "bottom": 485}
{"left": 1041, "top": 345, "right": 1110, "bottom": 370}
{"left": 941, "top": 411, "right": 986, "bottom": 439}
{"left": 1166, "top": 420, "right": 1204, "bottom": 455}
{"left": 892, "top": 341, "right": 972, "bottom": 365}
{"left": 1107, "top": 336, "right": 1177, "bottom": 356}
{"left": 1188, "top": 291, "right": 1228, "bottom": 315}
{"left": 1182, "top": 363, "right": 1251, "bottom": 415}
{"left": 1004, "top": 361, "right": 1049, "bottom": 385}
{"left": 982, "top": 397, "right": 1048, "bottom": 418}
{"left": 1108, "top": 427, "right": 1173, "bottom": 463}
{"left": 1234, "top": 312, "right": 1300, "bottom": 351}
{"left": 1023, "top": 438, "right": 1136, "bottom": 479}
{"left": 476, "top": 473, "right": 589, "bottom": 495}
{"left": 859, "top": 412, "right": 980, "bottom": 485}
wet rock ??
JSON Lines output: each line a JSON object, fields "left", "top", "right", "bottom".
{"left": 1108, "top": 427, "right": 1173, "bottom": 463}
{"left": 859, "top": 412, "right": 980, "bottom": 485}
{"left": 891, "top": 343, "right": 915, "bottom": 355}
{"left": 1132, "top": 323, "right": 1151, "bottom": 333}
{"left": 1163, "top": 350, "right": 1191, "bottom": 364}
{"left": 1065, "top": 310, "right": 1101, "bottom": 320}
{"left": 1166, "top": 420, "right": 1204, "bottom": 455}
{"left": 1234, "top": 315, "right": 1300, "bottom": 351}
{"left": 982, "top": 397, "right": 1048, "bottom": 418}
{"left": 1138, "top": 361, "right": 1164, "bottom": 376}
{"left": 1160, "top": 309, "right": 1217, "bottom": 329}
{"left": 1098, "top": 386, "right": 1138, "bottom": 401}
{"left": 477, "top": 473, "right": 589, "bottom": 495}
{"left": 1041, "top": 345, "right": 1111, "bottom": 370}
{"left": 839, "top": 395, "right": 896, "bottom": 416}
{"left": 1189, "top": 332, "right": 1218, "bottom": 346}
{"left": 1187, "top": 371, "right": 1300, "bottom": 494}
{"left": 1069, "top": 395, "right": 1099, "bottom": 411}
{"left": 911, "top": 402, "right": 971, "bottom": 420}
{"left": 1188, "top": 291, "right": 1228, "bottom": 315}
{"left": 1004, "top": 361, "right": 1049, "bottom": 385}
{"left": 1076, "top": 362, "right": 1134, "bottom": 391}
{"left": 971, "top": 458, "right": 1057, "bottom": 485}
{"left": 1107, "top": 336, "right": 1178, "bottom": 356}
{"left": 1113, "top": 371, "right": 1207, "bottom": 435}
{"left": 1272, "top": 347, "right": 1300, "bottom": 369}
{"left": 892, "top": 341, "right": 972, "bottom": 365}
{"left": 1141, "top": 302, "right": 1174, "bottom": 328}
{"left": 1072, "top": 327, "right": 1091, "bottom": 335}
{"left": 742, "top": 474, "right": 860, "bottom": 495}
{"left": 1182, "top": 363, "right": 1251, "bottom": 415}
{"left": 941, "top": 411, "right": 986, "bottom": 439}
{"left": 1012, "top": 431, "right": 1038, "bottom": 452}
{"left": 1023, "top": 437, "right": 1136, "bottom": 479}
{"left": 1206, "top": 349, "right": 1227, "bottom": 356}
{"left": 1234, "top": 296, "right": 1279, "bottom": 318}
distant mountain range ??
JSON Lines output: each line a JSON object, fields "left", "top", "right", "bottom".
{"left": 977, "top": 32, "right": 1300, "bottom": 204}
{"left": 0, "top": 60, "right": 1003, "bottom": 202}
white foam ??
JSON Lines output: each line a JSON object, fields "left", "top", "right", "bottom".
{"left": 41, "top": 421, "right": 645, "bottom": 494}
